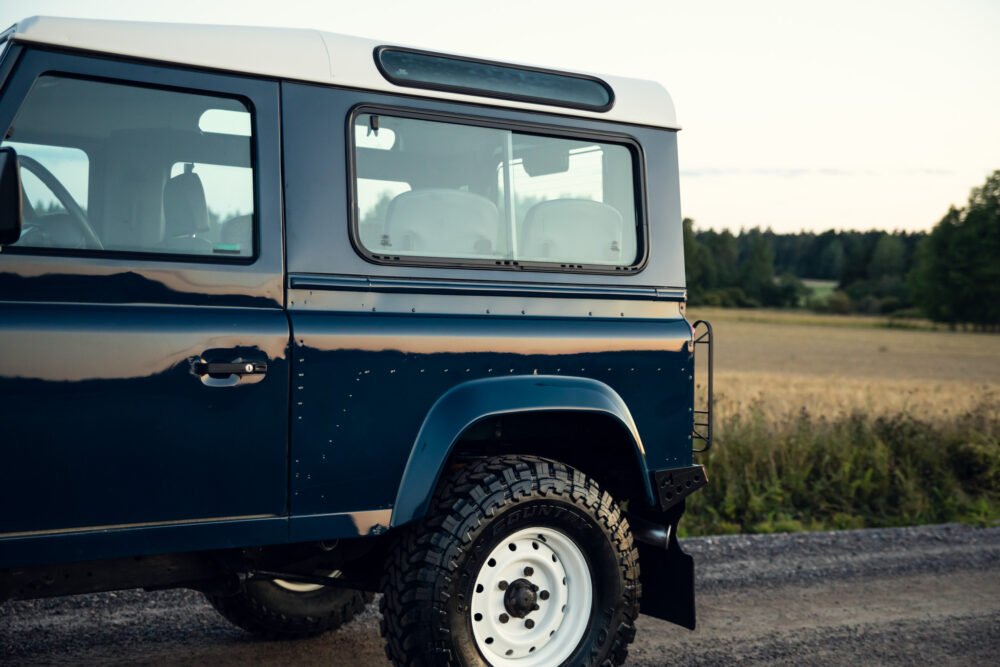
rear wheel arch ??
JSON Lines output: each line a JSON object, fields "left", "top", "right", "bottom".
{"left": 450, "top": 410, "right": 652, "bottom": 511}
{"left": 390, "top": 375, "right": 655, "bottom": 528}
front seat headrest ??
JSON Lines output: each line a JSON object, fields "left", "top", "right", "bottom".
{"left": 384, "top": 189, "right": 500, "bottom": 256}
{"left": 163, "top": 163, "right": 209, "bottom": 237}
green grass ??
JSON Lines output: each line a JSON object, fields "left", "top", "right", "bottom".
{"left": 680, "top": 401, "right": 1000, "bottom": 536}
{"left": 802, "top": 278, "right": 837, "bottom": 305}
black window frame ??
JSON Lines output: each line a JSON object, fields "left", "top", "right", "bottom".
{"left": 374, "top": 46, "right": 615, "bottom": 113}
{"left": 0, "top": 28, "right": 12, "bottom": 62}
{"left": 346, "top": 104, "right": 650, "bottom": 276}
{"left": 0, "top": 58, "right": 263, "bottom": 267}
{"left": 0, "top": 31, "right": 22, "bottom": 99}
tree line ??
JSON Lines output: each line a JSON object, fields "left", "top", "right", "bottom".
{"left": 684, "top": 170, "right": 1000, "bottom": 328}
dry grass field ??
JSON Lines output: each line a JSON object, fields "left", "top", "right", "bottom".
{"left": 682, "top": 308, "right": 1000, "bottom": 535}
{"left": 688, "top": 307, "right": 1000, "bottom": 420}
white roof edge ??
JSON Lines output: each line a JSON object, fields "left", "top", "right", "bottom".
{"left": 10, "top": 16, "right": 679, "bottom": 130}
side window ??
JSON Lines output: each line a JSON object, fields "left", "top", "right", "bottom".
{"left": 1, "top": 75, "right": 255, "bottom": 259}
{"left": 503, "top": 138, "right": 638, "bottom": 265}
{"left": 352, "top": 113, "right": 640, "bottom": 269}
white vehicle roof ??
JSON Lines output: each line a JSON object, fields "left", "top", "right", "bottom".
{"left": 8, "top": 16, "right": 679, "bottom": 130}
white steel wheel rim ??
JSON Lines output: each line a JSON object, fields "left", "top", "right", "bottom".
{"left": 272, "top": 570, "right": 341, "bottom": 593}
{"left": 470, "top": 527, "right": 592, "bottom": 666}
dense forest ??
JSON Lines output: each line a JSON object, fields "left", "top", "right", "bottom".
{"left": 685, "top": 170, "right": 1000, "bottom": 329}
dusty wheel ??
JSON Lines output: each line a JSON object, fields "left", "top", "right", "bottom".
{"left": 206, "top": 572, "right": 371, "bottom": 640}
{"left": 380, "top": 455, "right": 640, "bottom": 666}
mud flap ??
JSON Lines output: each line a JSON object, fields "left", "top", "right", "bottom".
{"left": 637, "top": 530, "right": 696, "bottom": 630}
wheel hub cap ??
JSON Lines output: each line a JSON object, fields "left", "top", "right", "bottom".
{"left": 470, "top": 526, "right": 593, "bottom": 666}
{"left": 504, "top": 578, "right": 538, "bottom": 618}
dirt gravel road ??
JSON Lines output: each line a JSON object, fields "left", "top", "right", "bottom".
{"left": 3, "top": 523, "right": 998, "bottom": 666}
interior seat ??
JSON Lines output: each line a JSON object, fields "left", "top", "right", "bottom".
{"left": 519, "top": 198, "right": 624, "bottom": 264}
{"left": 383, "top": 189, "right": 499, "bottom": 257}
{"left": 161, "top": 163, "right": 213, "bottom": 253}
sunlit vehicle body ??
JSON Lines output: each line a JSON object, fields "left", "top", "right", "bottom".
{"left": 0, "top": 17, "right": 711, "bottom": 666}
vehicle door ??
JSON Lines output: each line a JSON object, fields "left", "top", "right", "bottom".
{"left": 0, "top": 47, "right": 288, "bottom": 560}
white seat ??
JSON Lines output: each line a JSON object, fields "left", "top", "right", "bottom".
{"left": 520, "top": 199, "right": 624, "bottom": 264}
{"left": 384, "top": 189, "right": 500, "bottom": 257}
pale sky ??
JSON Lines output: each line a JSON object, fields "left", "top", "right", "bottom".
{"left": 3, "top": 0, "right": 998, "bottom": 233}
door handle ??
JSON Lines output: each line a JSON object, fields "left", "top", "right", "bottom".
{"left": 193, "top": 361, "right": 268, "bottom": 377}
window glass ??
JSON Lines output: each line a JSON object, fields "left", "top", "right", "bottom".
{"left": 357, "top": 177, "right": 411, "bottom": 250}
{"left": 353, "top": 113, "right": 638, "bottom": 268}
{"left": 6, "top": 141, "right": 89, "bottom": 212}
{"left": 169, "top": 162, "right": 253, "bottom": 255}
{"left": 199, "top": 109, "right": 251, "bottom": 136}
{"left": 354, "top": 123, "right": 396, "bottom": 150}
{"left": 2, "top": 75, "right": 255, "bottom": 258}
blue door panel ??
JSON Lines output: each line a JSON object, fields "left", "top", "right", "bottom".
{"left": 0, "top": 301, "right": 289, "bottom": 534}
{"left": 289, "top": 308, "right": 691, "bottom": 516}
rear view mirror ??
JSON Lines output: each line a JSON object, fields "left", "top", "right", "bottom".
{"left": 521, "top": 147, "right": 570, "bottom": 177}
{"left": 0, "top": 146, "right": 22, "bottom": 245}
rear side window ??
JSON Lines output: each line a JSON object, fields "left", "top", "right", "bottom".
{"left": 2, "top": 75, "right": 255, "bottom": 259}
{"left": 351, "top": 112, "right": 640, "bottom": 270}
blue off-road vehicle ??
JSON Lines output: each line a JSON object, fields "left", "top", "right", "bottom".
{"left": 0, "top": 17, "right": 712, "bottom": 666}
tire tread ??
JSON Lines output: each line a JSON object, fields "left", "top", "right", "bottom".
{"left": 380, "top": 455, "right": 640, "bottom": 666}
{"left": 207, "top": 584, "right": 371, "bottom": 640}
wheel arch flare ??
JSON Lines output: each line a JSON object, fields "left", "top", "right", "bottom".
{"left": 389, "top": 375, "right": 655, "bottom": 528}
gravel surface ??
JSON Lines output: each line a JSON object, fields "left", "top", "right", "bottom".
{"left": 2, "top": 523, "right": 998, "bottom": 665}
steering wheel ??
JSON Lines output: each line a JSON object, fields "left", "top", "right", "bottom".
{"left": 17, "top": 154, "right": 103, "bottom": 250}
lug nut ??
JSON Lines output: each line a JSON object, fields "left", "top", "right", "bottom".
{"left": 499, "top": 613, "right": 509, "bottom": 623}
{"left": 525, "top": 619, "right": 535, "bottom": 629}
{"left": 498, "top": 580, "right": 508, "bottom": 590}
{"left": 540, "top": 590, "right": 550, "bottom": 600}
{"left": 524, "top": 566, "right": 534, "bottom": 576}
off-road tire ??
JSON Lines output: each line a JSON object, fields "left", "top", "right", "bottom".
{"left": 206, "top": 579, "right": 371, "bottom": 640}
{"left": 380, "top": 455, "right": 640, "bottom": 666}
